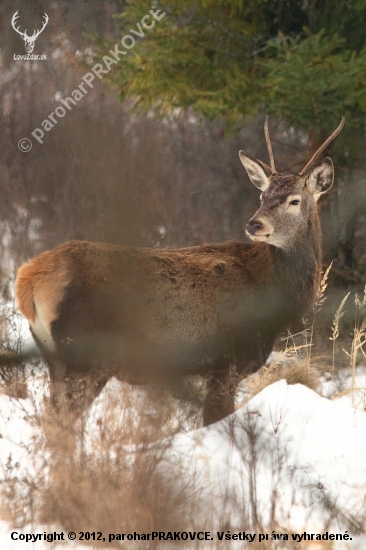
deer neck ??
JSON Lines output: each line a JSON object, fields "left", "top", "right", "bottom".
{"left": 270, "top": 207, "right": 322, "bottom": 314}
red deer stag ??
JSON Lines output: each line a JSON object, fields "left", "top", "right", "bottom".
{"left": 16, "top": 117, "right": 344, "bottom": 426}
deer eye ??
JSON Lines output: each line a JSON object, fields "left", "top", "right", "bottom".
{"left": 289, "top": 199, "right": 300, "bottom": 206}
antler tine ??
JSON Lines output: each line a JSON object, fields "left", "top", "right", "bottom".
{"left": 35, "top": 13, "right": 49, "bottom": 37}
{"left": 11, "top": 10, "right": 19, "bottom": 25}
{"left": 264, "top": 115, "right": 276, "bottom": 173}
{"left": 11, "top": 11, "right": 24, "bottom": 36}
{"left": 299, "top": 117, "right": 345, "bottom": 176}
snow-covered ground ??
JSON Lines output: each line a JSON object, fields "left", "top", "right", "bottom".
{"left": 1, "top": 369, "right": 366, "bottom": 548}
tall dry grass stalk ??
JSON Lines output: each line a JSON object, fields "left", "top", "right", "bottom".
{"left": 343, "top": 287, "right": 366, "bottom": 407}
{"left": 307, "top": 262, "right": 333, "bottom": 362}
{"left": 329, "top": 292, "right": 350, "bottom": 380}
{"left": 314, "top": 262, "right": 333, "bottom": 315}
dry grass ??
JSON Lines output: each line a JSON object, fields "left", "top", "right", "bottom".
{"left": 39, "top": 441, "right": 192, "bottom": 540}
{"left": 346, "top": 288, "right": 366, "bottom": 406}
{"left": 330, "top": 291, "right": 350, "bottom": 377}
{"left": 245, "top": 279, "right": 366, "bottom": 408}
{"left": 0, "top": 298, "right": 29, "bottom": 400}
{"left": 326, "top": 285, "right": 366, "bottom": 407}
{"left": 1, "top": 387, "right": 200, "bottom": 546}
{"left": 245, "top": 353, "right": 321, "bottom": 401}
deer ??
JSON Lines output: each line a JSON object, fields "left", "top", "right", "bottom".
{"left": 15, "top": 117, "right": 344, "bottom": 426}
{"left": 11, "top": 11, "right": 49, "bottom": 54}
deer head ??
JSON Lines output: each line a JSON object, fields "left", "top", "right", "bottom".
{"left": 11, "top": 11, "right": 49, "bottom": 54}
{"left": 239, "top": 117, "right": 345, "bottom": 250}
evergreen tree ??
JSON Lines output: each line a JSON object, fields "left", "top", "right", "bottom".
{"left": 93, "top": 0, "right": 366, "bottom": 164}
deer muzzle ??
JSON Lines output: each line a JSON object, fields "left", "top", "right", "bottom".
{"left": 245, "top": 218, "right": 274, "bottom": 241}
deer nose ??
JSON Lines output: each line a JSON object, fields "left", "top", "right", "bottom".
{"left": 246, "top": 219, "right": 263, "bottom": 235}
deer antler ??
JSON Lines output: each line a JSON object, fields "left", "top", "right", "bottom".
{"left": 11, "top": 11, "right": 26, "bottom": 39}
{"left": 300, "top": 117, "right": 345, "bottom": 176}
{"left": 11, "top": 11, "right": 49, "bottom": 41}
{"left": 264, "top": 115, "right": 276, "bottom": 173}
{"left": 32, "top": 13, "right": 49, "bottom": 40}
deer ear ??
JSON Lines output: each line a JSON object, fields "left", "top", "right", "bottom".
{"left": 306, "top": 158, "right": 334, "bottom": 202}
{"left": 239, "top": 151, "right": 271, "bottom": 191}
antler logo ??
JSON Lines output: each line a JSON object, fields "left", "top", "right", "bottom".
{"left": 11, "top": 11, "right": 49, "bottom": 54}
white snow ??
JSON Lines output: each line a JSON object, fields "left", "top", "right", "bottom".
{"left": 1, "top": 374, "right": 366, "bottom": 547}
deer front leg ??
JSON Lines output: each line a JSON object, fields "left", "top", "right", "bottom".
{"left": 202, "top": 359, "right": 238, "bottom": 426}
